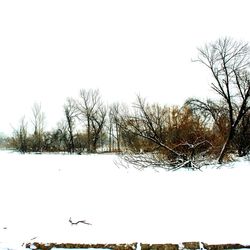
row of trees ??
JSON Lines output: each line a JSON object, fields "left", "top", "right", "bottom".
{"left": 10, "top": 91, "right": 108, "bottom": 154}
{"left": 7, "top": 37, "right": 250, "bottom": 169}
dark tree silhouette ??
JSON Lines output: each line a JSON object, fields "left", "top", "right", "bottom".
{"left": 77, "top": 89, "right": 106, "bottom": 153}
{"left": 195, "top": 37, "right": 250, "bottom": 163}
{"left": 64, "top": 98, "right": 77, "bottom": 153}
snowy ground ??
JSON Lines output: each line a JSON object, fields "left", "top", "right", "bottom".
{"left": 0, "top": 150, "right": 250, "bottom": 249}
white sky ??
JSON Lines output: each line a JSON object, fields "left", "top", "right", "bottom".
{"left": 1, "top": 0, "right": 250, "bottom": 135}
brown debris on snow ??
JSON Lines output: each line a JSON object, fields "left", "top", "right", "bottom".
{"left": 182, "top": 242, "right": 200, "bottom": 250}
{"left": 140, "top": 243, "right": 179, "bottom": 250}
{"left": 25, "top": 242, "right": 250, "bottom": 250}
{"left": 25, "top": 242, "right": 137, "bottom": 250}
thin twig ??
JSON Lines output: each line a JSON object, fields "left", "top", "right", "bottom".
{"left": 69, "top": 217, "right": 92, "bottom": 226}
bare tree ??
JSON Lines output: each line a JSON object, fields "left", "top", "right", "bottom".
{"left": 195, "top": 37, "right": 250, "bottom": 163}
{"left": 118, "top": 96, "right": 211, "bottom": 170}
{"left": 64, "top": 98, "right": 77, "bottom": 153}
{"left": 77, "top": 89, "right": 106, "bottom": 153}
{"left": 31, "top": 103, "right": 45, "bottom": 152}
{"left": 12, "top": 117, "right": 29, "bottom": 153}
{"left": 185, "top": 98, "right": 231, "bottom": 146}
{"left": 90, "top": 105, "right": 107, "bottom": 152}
{"left": 119, "top": 96, "right": 172, "bottom": 153}
{"left": 185, "top": 98, "right": 227, "bottom": 128}
{"left": 234, "top": 110, "right": 250, "bottom": 156}
{"left": 107, "top": 103, "right": 126, "bottom": 152}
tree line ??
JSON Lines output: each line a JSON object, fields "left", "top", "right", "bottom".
{"left": 5, "top": 37, "right": 250, "bottom": 169}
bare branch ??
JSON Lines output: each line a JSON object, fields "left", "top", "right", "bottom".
{"left": 69, "top": 217, "right": 92, "bottom": 226}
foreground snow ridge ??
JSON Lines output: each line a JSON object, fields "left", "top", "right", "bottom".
{"left": 0, "top": 151, "right": 250, "bottom": 247}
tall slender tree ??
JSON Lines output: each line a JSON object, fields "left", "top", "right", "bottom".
{"left": 107, "top": 103, "right": 125, "bottom": 152}
{"left": 77, "top": 89, "right": 106, "bottom": 153}
{"left": 64, "top": 98, "right": 77, "bottom": 153}
{"left": 196, "top": 37, "right": 250, "bottom": 163}
{"left": 31, "top": 103, "right": 45, "bottom": 152}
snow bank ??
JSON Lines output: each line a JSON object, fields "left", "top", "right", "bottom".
{"left": 0, "top": 150, "right": 249, "bottom": 248}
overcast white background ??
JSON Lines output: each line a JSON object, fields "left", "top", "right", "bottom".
{"left": 1, "top": 0, "right": 250, "bottom": 135}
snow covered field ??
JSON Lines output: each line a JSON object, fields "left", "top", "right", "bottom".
{"left": 0, "top": 150, "right": 250, "bottom": 249}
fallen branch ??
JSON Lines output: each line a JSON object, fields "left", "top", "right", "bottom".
{"left": 69, "top": 217, "right": 92, "bottom": 226}
{"left": 116, "top": 151, "right": 204, "bottom": 171}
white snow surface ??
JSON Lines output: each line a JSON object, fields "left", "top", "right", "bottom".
{"left": 0, "top": 150, "right": 250, "bottom": 249}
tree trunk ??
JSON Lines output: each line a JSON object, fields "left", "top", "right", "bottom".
{"left": 66, "top": 115, "right": 75, "bottom": 153}
{"left": 109, "top": 121, "right": 112, "bottom": 152}
{"left": 218, "top": 127, "right": 235, "bottom": 164}
{"left": 116, "top": 123, "right": 121, "bottom": 152}
{"left": 69, "top": 126, "right": 75, "bottom": 153}
{"left": 87, "top": 117, "right": 91, "bottom": 153}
